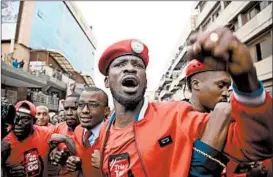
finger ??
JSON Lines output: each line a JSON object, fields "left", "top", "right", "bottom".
{"left": 91, "top": 157, "right": 97, "bottom": 163}
{"left": 91, "top": 162, "right": 99, "bottom": 168}
{"left": 13, "top": 166, "right": 25, "bottom": 170}
{"left": 212, "top": 30, "right": 234, "bottom": 61}
{"left": 196, "top": 31, "right": 210, "bottom": 46}
{"left": 66, "top": 164, "right": 77, "bottom": 171}
{"left": 192, "top": 41, "right": 202, "bottom": 56}
{"left": 10, "top": 170, "right": 25, "bottom": 176}
{"left": 55, "top": 153, "right": 62, "bottom": 159}
{"left": 91, "top": 153, "right": 97, "bottom": 158}
{"left": 66, "top": 159, "right": 76, "bottom": 167}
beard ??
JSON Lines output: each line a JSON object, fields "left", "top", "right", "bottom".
{"left": 110, "top": 87, "right": 146, "bottom": 110}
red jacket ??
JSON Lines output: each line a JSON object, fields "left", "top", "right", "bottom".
{"left": 73, "top": 126, "right": 102, "bottom": 177}
{"left": 99, "top": 93, "right": 273, "bottom": 177}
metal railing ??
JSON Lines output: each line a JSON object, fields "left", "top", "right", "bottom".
{"left": 31, "top": 92, "right": 59, "bottom": 111}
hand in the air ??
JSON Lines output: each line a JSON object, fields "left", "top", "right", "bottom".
{"left": 187, "top": 27, "right": 254, "bottom": 76}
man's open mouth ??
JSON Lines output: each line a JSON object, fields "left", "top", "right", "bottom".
{"left": 121, "top": 76, "right": 139, "bottom": 93}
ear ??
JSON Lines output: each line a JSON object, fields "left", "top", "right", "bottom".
{"left": 104, "top": 76, "right": 109, "bottom": 88}
{"left": 104, "top": 107, "right": 111, "bottom": 118}
{"left": 191, "top": 78, "right": 200, "bottom": 91}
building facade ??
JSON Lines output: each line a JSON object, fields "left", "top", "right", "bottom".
{"left": 1, "top": 1, "right": 96, "bottom": 111}
{"left": 156, "top": 1, "right": 272, "bottom": 101}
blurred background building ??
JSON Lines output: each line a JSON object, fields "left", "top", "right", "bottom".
{"left": 155, "top": 1, "right": 272, "bottom": 101}
{"left": 1, "top": 1, "right": 96, "bottom": 112}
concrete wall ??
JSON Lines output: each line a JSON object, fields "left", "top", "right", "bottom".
{"left": 17, "top": 1, "right": 35, "bottom": 47}
{"left": 17, "top": 87, "right": 27, "bottom": 101}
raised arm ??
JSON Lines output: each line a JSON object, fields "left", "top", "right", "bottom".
{"left": 187, "top": 27, "right": 273, "bottom": 162}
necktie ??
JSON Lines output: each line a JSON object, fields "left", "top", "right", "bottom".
{"left": 84, "top": 130, "right": 92, "bottom": 148}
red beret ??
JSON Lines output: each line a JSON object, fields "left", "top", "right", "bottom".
{"left": 185, "top": 59, "right": 212, "bottom": 78}
{"left": 98, "top": 39, "right": 149, "bottom": 75}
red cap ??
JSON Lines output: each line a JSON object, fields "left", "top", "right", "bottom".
{"left": 98, "top": 39, "right": 149, "bottom": 75}
{"left": 15, "top": 100, "right": 36, "bottom": 118}
{"left": 185, "top": 59, "right": 212, "bottom": 78}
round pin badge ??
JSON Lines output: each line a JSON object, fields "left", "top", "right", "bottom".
{"left": 131, "top": 40, "right": 144, "bottom": 54}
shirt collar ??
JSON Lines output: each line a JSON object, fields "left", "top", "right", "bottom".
{"left": 138, "top": 96, "right": 149, "bottom": 121}
{"left": 84, "top": 121, "right": 103, "bottom": 138}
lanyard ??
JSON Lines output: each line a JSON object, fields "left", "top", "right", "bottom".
{"left": 107, "top": 112, "right": 140, "bottom": 131}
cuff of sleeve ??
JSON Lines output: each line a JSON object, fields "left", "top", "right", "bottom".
{"left": 192, "top": 140, "right": 229, "bottom": 175}
{"left": 232, "top": 81, "right": 266, "bottom": 106}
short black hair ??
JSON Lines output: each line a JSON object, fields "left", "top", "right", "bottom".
{"left": 83, "top": 87, "right": 109, "bottom": 106}
{"left": 186, "top": 76, "right": 193, "bottom": 92}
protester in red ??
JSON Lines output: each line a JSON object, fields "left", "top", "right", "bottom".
{"left": 49, "top": 93, "right": 81, "bottom": 177}
{"left": 182, "top": 59, "right": 272, "bottom": 177}
{"left": 3, "top": 100, "right": 76, "bottom": 177}
{"left": 54, "top": 93, "right": 80, "bottom": 138}
{"left": 65, "top": 87, "right": 110, "bottom": 177}
{"left": 96, "top": 27, "right": 273, "bottom": 177}
{"left": 36, "top": 105, "right": 54, "bottom": 128}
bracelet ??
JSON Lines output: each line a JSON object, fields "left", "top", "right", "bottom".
{"left": 193, "top": 147, "right": 226, "bottom": 168}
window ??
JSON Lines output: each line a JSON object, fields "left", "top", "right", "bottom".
{"left": 233, "top": 20, "right": 239, "bottom": 32}
{"left": 259, "top": 1, "right": 272, "bottom": 10}
{"left": 246, "top": 2, "right": 261, "bottom": 21}
{"left": 260, "top": 34, "right": 272, "bottom": 59}
{"left": 255, "top": 43, "right": 262, "bottom": 61}
{"left": 247, "top": 30, "right": 272, "bottom": 62}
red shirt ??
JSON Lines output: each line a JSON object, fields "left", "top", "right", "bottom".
{"left": 102, "top": 123, "right": 145, "bottom": 177}
{"left": 54, "top": 122, "right": 74, "bottom": 139}
{"left": 4, "top": 125, "right": 52, "bottom": 177}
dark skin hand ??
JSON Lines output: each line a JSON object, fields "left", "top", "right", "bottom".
{"left": 1, "top": 140, "right": 11, "bottom": 164}
{"left": 8, "top": 165, "right": 26, "bottom": 177}
{"left": 49, "top": 147, "right": 67, "bottom": 165}
{"left": 201, "top": 102, "right": 233, "bottom": 151}
{"left": 91, "top": 150, "right": 100, "bottom": 169}
{"left": 188, "top": 27, "right": 260, "bottom": 93}
{"left": 66, "top": 156, "right": 81, "bottom": 172}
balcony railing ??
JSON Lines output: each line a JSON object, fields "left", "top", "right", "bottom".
{"left": 31, "top": 92, "right": 59, "bottom": 111}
